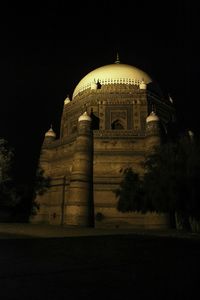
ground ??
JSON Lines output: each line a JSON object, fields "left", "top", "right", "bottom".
{"left": 0, "top": 224, "right": 200, "bottom": 300}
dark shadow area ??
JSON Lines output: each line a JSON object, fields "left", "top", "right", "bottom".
{"left": 0, "top": 234, "right": 199, "bottom": 299}
{"left": 90, "top": 110, "right": 100, "bottom": 130}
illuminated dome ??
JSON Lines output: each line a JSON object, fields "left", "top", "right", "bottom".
{"left": 64, "top": 96, "right": 71, "bottom": 105}
{"left": 73, "top": 62, "right": 152, "bottom": 98}
{"left": 146, "top": 111, "right": 159, "bottom": 123}
{"left": 45, "top": 125, "right": 56, "bottom": 138}
{"left": 78, "top": 111, "right": 92, "bottom": 122}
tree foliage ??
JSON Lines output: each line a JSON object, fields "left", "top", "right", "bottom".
{"left": 0, "top": 136, "right": 51, "bottom": 220}
{"left": 31, "top": 166, "right": 51, "bottom": 214}
{"left": 14, "top": 166, "right": 51, "bottom": 219}
{"left": 143, "top": 135, "right": 200, "bottom": 220}
{"left": 0, "top": 139, "right": 13, "bottom": 184}
{"left": 115, "top": 168, "right": 144, "bottom": 212}
{"left": 116, "top": 134, "right": 200, "bottom": 226}
{"left": 0, "top": 138, "right": 17, "bottom": 209}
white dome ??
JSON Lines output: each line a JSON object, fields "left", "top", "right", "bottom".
{"left": 78, "top": 111, "right": 92, "bottom": 122}
{"left": 64, "top": 96, "right": 71, "bottom": 105}
{"left": 146, "top": 111, "right": 159, "bottom": 123}
{"left": 73, "top": 63, "right": 152, "bottom": 98}
{"left": 45, "top": 126, "right": 56, "bottom": 138}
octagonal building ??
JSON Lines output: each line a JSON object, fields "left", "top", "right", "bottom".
{"left": 31, "top": 57, "right": 175, "bottom": 228}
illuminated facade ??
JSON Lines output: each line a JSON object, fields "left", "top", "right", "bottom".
{"left": 31, "top": 58, "right": 175, "bottom": 228}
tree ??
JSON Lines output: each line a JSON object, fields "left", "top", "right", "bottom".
{"left": 32, "top": 166, "right": 51, "bottom": 213}
{"left": 0, "top": 139, "right": 13, "bottom": 183}
{"left": 0, "top": 138, "right": 18, "bottom": 209}
{"left": 0, "top": 138, "right": 51, "bottom": 221}
{"left": 115, "top": 133, "right": 200, "bottom": 231}
{"left": 115, "top": 168, "right": 144, "bottom": 212}
{"left": 143, "top": 134, "right": 200, "bottom": 229}
{"left": 13, "top": 166, "right": 51, "bottom": 220}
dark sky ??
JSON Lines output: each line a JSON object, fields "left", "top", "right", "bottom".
{"left": 0, "top": 1, "right": 199, "bottom": 183}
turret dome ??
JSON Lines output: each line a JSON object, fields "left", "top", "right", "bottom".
{"left": 146, "top": 111, "right": 159, "bottom": 123}
{"left": 78, "top": 111, "right": 91, "bottom": 122}
{"left": 64, "top": 96, "right": 71, "bottom": 105}
{"left": 45, "top": 125, "right": 56, "bottom": 138}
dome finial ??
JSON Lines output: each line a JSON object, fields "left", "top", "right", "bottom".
{"left": 115, "top": 52, "right": 120, "bottom": 64}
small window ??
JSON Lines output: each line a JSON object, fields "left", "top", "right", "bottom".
{"left": 111, "top": 119, "right": 124, "bottom": 130}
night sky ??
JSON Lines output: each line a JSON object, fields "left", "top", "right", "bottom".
{"left": 0, "top": 1, "right": 198, "bottom": 183}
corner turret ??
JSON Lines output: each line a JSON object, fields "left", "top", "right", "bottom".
{"left": 146, "top": 111, "right": 161, "bottom": 151}
{"left": 66, "top": 111, "right": 93, "bottom": 226}
{"left": 43, "top": 125, "right": 56, "bottom": 145}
